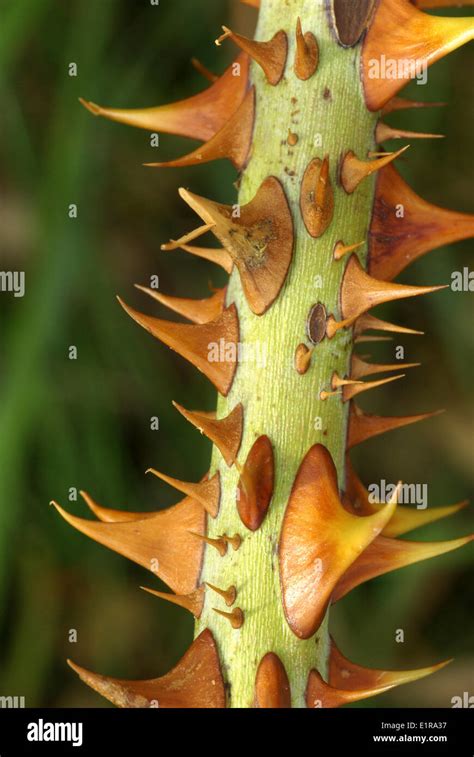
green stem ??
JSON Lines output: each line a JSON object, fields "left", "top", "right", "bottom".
{"left": 195, "top": 0, "right": 378, "bottom": 707}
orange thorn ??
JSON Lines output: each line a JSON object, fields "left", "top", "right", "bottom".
{"left": 369, "top": 164, "right": 474, "bottom": 280}
{"left": 348, "top": 404, "right": 444, "bottom": 448}
{"left": 341, "top": 145, "right": 410, "bottom": 193}
{"left": 173, "top": 401, "right": 243, "bottom": 467}
{"left": 140, "top": 586, "right": 205, "bottom": 618}
{"left": 179, "top": 178, "right": 294, "bottom": 316}
{"left": 205, "top": 582, "right": 237, "bottom": 606}
{"left": 333, "top": 240, "right": 365, "bottom": 261}
{"left": 117, "top": 298, "right": 239, "bottom": 397}
{"left": 190, "top": 532, "right": 228, "bottom": 557}
{"left": 342, "top": 373, "right": 405, "bottom": 402}
{"left": 144, "top": 87, "right": 255, "bottom": 171}
{"left": 341, "top": 254, "right": 446, "bottom": 321}
{"left": 351, "top": 355, "right": 420, "bottom": 379}
{"left": 190, "top": 57, "right": 217, "bottom": 82}
{"left": 146, "top": 468, "right": 220, "bottom": 518}
{"left": 223, "top": 533, "right": 242, "bottom": 551}
{"left": 213, "top": 607, "right": 244, "bottom": 629}
{"left": 326, "top": 314, "right": 357, "bottom": 339}
{"left": 354, "top": 313, "right": 424, "bottom": 336}
{"left": 294, "top": 18, "right": 319, "bottom": 80}
{"left": 79, "top": 53, "right": 250, "bottom": 142}
{"left": 216, "top": 27, "right": 288, "bottom": 86}
{"left": 376, "top": 121, "right": 444, "bottom": 143}
{"left": 135, "top": 285, "right": 226, "bottom": 325}
{"left": 161, "top": 223, "right": 215, "bottom": 251}
{"left": 174, "top": 243, "right": 233, "bottom": 274}
{"left": 381, "top": 96, "right": 445, "bottom": 116}
{"left": 362, "top": 0, "right": 474, "bottom": 111}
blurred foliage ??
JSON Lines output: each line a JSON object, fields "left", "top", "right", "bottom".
{"left": 0, "top": 0, "right": 472, "bottom": 708}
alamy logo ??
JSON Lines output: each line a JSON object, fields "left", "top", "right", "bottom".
{"left": 368, "top": 480, "right": 428, "bottom": 509}
{"left": 0, "top": 271, "right": 25, "bottom": 297}
{"left": 367, "top": 55, "right": 428, "bottom": 85}
{"left": 0, "top": 695, "right": 25, "bottom": 708}
{"left": 27, "top": 719, "right": 83, "bottom": 748}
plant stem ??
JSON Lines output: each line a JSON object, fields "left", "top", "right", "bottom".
{"left": 195, "top": 0, "right": 378, "bottom": 707}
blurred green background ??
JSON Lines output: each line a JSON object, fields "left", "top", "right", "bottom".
{"left": 0, "top": 0, "right": 472, "bottom": 708}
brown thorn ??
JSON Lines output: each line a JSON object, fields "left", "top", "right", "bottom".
{"left": 376, "top": 121, "right": 444, "bottom": 143}
{"left": 342, "top": 373, "right": 405, "bottom": 402}
{"left": 216, "top": 27, "right": 288, "bottom": 86}
{"left": 333, "top": 240, "right": 365, "bottom": 261}
{"left": 205, "top": 582, "right": 237, "bottom": 606}
{"left": 161, "top": 223, "right": 215, "bottom": 251}
{"left": 140, "top": 586, "right": 205, "bottom": 618}
{"left": 191, "top": 57, "right": 218, "bottom": 82}
{"left": 294, "top": 17, "right": 319, "bottom": 80}
{"left": 189, "top": 532, "right": 228, "bottom": 557}
{"left": 300, "top": 155, "right": 335, "bottom": 238}
{"left": 213, "top": 607, "right": 244, "bottom": 629}
{"left": 341, "top": 145, "right": 410, "bottom": 194}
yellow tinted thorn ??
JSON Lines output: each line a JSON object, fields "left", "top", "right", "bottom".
{"left": 135, "top": 285, "right": 226, "bottom": 325}
{"left": 146, "top": 468, "right": 220, "bottom": 518}
{"left": 376, "top": 122, "right": 444, "bottom": 142}
{"left": 213, "top": 607, "right": 244, "bottom": 629}
{"left": 342, "top": 373, "right": 405, "bottom": 402}
{"left": 216, "top": 27, "right": 288, "bottom": 86}
{"left": 341, "top": 146, "right": 410, "bottom": 193}
{"left": 173, "top": 401, "right": 243, "bottom": 467}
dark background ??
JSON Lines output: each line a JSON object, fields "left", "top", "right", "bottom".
{"left": 0, "top": 0, "right": 472, "bottom": 707}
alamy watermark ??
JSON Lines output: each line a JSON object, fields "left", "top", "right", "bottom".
{"left": 0, "top": 271, "right": 25, "bottom": 297}
{"left": 367, "top": 56, "right": 428, "bottom": 86}
{"left": 368, "top": 479, "right": 428, "bottom": 509}
{"left": 208, "top": 339, "right": 268, "bottom": 369}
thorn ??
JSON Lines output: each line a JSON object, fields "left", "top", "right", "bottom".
{"left": 320, "top": 389, "right": 342, "bottom": 401}
{"left": 79, "top": 53, "right": 250, "bottom": 142}
{"left": 354, "top": 313, "right": 424, "bottom": 336}
{"left": 117, "top": 299, "right": 239, "bottom": 396}
{"left": 146, "top": 468, "right": 220, "bottom": 518}
{"left": 223, "top": 533, "right": 242, "bottom": 551}
{"left": 343, "top": 373, "right": 405, "bottom": 401}
{"left": 376, "top": 121, "right": 444, "bottom": 143}
{"left": 179, "top": 178, "right": 294, "bottom": 316}
{"left": 140, "top": 586, "right": 205, "bottom": 618}
{"left": 300, "top": 155, "right": 335, "bottom": 238}
{"left": 369, "top": 164, "right": 474, "bottom": 280}
{"left": 279, "top": 444, "right": 397, "bottom": 639}
{"left": 381, "top": 96, "right": 445, "bottom": 116}
{"left": 213, "top": 607, "right": 244, "bottom": 629}
{"left": 341, "top": 146, "right": 410, "bottom": 193}
{"left": 173, "top": 402, "right": 243, "bottom": 467}
{"left": 351, "top": 355, "right": 420, "bottom": 379}
{"left": 190, "top": 531, "right": 228, "bottom": 557}
{"left": 67, "top": 629, "right": 225, "bottom": 708}
{"left": 79, "top": 490, "right": 150, "bottom": 523}
{"left": 341, "top": 254, "right": 446, "bottom": 321}
{"left": 52, "top": 497, "right": 205, "bottom": 595}
{"left": 326, "top": 314, "right": 357, "bottom": 339}
{"left": 329, "top": 637, "right": 452, "bottom": 693}
{"left": 205, "top": 582, "right": 237, "bottom": 606}
{"left": 348, "top": 404, "right": 444, "bottom": 448}
{"left": 135, "top": 285, "right": 226, "bottom": 325}
{"left": 334, "top": 533, "right": 473, "bottom": 601}
{"left": 331, "top": 373, "right": 364, "bottom": 390}
{"left": 161, "top": 223, "right": 215, "bottom": 251}
{"left": 333, "top": 240, "right": 365, "bottom": 261}
{"left": 294, "top": 17, "right": 319, "bottom": 80}
{"left": 362, "top": 0, "right": 474, "bottom": 110}
{"left": 144, "top": 87, "right": 255, "bottom": 171}
{"left": 191, "top": 57, "right": 217, "bottom": 82}
{"left": 172, "top": 243, "right": 233, "bottom": 274}
{"left": 216, "top": 27, "right": 288, "bottom": 86}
